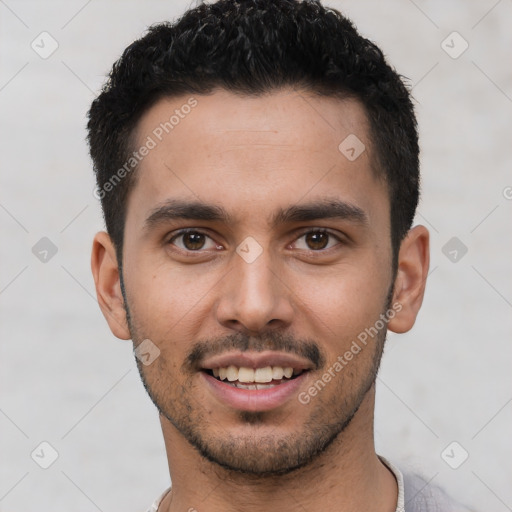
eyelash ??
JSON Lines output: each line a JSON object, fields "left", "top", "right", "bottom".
{"left": 166, "top": 228, "right": 344, "bottom": 254}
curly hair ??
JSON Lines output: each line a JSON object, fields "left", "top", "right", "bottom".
{"left": 87, "top": 0, "right": 419, "bottom": 268}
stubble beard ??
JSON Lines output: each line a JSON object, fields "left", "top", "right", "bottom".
{"left": 120, "top": 270, "right": 390, "bottom": 477}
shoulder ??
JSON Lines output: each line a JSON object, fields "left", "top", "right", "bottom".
{"left": 402, "top": 470, "right": 474, "bottom": 512}
{"left": 144, "top": 487, "right": 171, "bottom": 512}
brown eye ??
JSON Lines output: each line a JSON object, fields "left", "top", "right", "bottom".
{"left": 292, "top": 230, "right": 341, "bottom": 251}
{"left": 169, "top": 230, "right": 218, "bottom": 251}
{"left": 182, "top": 232, "right": 206, "bottom": 250}
{"left": 304, "top": 231, "right": 329, "bottom": 250}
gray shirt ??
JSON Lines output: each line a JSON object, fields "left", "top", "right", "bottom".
{"left": 382, "top": 457, "right": 473, "bottom": 512}
{"left": 146, "top": 457, "right": 473, "bottom": 512}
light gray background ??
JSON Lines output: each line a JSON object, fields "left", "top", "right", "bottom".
{"left": 1, "top": 0, "right": 511, "bottom": 510}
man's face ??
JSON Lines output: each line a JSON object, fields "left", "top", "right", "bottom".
{"left": 120, "top": 88, "right": 395, "bottom": 474}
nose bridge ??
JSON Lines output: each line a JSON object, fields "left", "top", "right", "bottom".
{"left": 215, "top": 240, "right": 293, "bottom": 333}
{"left": 237, "top": 247, "right": 273, "bottom": 298}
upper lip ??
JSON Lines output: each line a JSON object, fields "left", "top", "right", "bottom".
{"left": 200, "top": 351, "right": 314, "bottom": 371}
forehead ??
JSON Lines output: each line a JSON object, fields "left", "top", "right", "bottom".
{"left": 127, "top": 88, "right": 387, "bottom": 229}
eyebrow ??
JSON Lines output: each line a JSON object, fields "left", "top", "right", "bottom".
{"left": 143, "top": 198, "right": 368, "bottom": 231}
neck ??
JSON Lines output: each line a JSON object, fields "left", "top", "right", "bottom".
{"left": 159, "top": 386, "right": 397, "bottom": 512}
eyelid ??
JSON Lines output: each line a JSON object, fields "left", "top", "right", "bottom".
{"left": 167, "top": 227, "right": 210, "bottom": 241}
{"left": 290, "top": 228, "right": 344, "bottom": 250}
{"left": 294, "top": 227, "right": 342, "bottom": 238}
{"left": 167, "top": 228, "right": 222, "bottom": 251}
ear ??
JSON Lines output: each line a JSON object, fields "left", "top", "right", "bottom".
{"left": 387, "top": 225, "right": 430, "bottom": 334}
{"left": 91, "top": 231, "right": 131, "bottom": 340}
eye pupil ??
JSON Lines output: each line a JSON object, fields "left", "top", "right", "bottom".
{"left": 306, "top": 232, "right": 329, "bottom": 250}
{"left": 183, "top": 232, "right": 205, "bottom": 250}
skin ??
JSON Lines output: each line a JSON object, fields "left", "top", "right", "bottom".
{"left": 91, "top": 88, "right": 429, "bottom": 512}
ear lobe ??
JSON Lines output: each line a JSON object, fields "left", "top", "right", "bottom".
{"left": 91, "top": 231, "right": 131, "bottom": 340}
{"left": 387, "top": 225, "right": 430, "bottom": 334}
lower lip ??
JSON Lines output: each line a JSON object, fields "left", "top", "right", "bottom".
{"left": 201, "top": 371, "right": 308, "bottom": 412}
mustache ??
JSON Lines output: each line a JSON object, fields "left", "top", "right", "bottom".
{"left": 184, "top": 331, "right": 325, "bottom": 372}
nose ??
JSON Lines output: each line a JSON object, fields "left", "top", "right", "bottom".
{"left": 215, "top": 246, "right": 294, "bottom": 335}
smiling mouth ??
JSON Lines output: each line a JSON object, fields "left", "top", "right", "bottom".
{"left": 204, "top": 365, "right": 307, "bottom": 390}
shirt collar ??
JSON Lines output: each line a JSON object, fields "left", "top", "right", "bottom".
{"left": 148, "top": 457, "right": 405, "bottom": 512}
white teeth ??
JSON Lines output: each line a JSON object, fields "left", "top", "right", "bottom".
{"left": 226, "top": 365, "right": 238, "bottom": 382}
{"left": 238, "top": 367, "right": 255, "bottom": 383}
{"left": 211, "top": 365, "right": 301, "bottom": 383}
{"left": 283, "top": 367, "right": 293, "bottom": 379}
{"left": 233, "top": 382, "right": 280, "bottom": 390}
{"left": 233, "top": 382, "right": 258, "bottom": 390}
{"left": 272, "top": 366, "right": 284, "bottom": 380}
{"left": 255, "top": 383, "right": 275, "bottom": 390}
{"left": 254, "top": 366, "right": 273, "bottom": 383}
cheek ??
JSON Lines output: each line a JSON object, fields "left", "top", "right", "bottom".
{"left": 293, "top": 262, "right": 389, "bottom": 348}
{"left": 301, "top": 260, "right": 386, "bottom": 307}
{"left": 125, "top": 258, "right": 219, "bottom": 340}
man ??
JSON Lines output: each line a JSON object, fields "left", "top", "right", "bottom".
{"left": 87, "top": 0, "right": 472, "bottom": 510}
